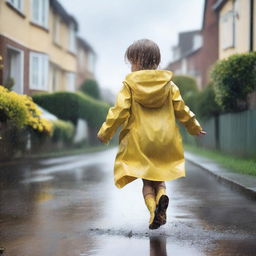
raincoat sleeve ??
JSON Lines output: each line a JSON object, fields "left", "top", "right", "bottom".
{"left": 97, "top": 83, "right": 131, "bottom": 144}
{"left": 170, "top": 82, "right": 202, "bottom": 135}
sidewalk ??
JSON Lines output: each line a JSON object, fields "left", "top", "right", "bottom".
{"left": 185, "top": 151, "right": 256, "bottom": 200}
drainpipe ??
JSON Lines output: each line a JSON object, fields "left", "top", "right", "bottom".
{"left": 250, "top": 0, "right": 254, "bottom": 51}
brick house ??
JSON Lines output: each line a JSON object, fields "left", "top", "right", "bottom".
{"left": 167, "top": 0, "right": 219, "bottom": 90}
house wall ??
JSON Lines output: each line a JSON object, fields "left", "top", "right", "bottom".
{"left": 219, "top": 0, "right": 251, "bottom": 59}
{"left": 0, "top": 0, "right": 77, "bottom": 94}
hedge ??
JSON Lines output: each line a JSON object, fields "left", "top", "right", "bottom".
{"left": 211, "top": 52, "right": 256, "bottom": 112}
{"left": 52, "top": 119, "right": 75, "bottom": 143}
{"left": 33, "top": 91, "right": 110, "bottom": 129}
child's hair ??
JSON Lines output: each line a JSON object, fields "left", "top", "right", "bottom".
{"left": 125, "top": 39, "right": 161, "bottom": 70}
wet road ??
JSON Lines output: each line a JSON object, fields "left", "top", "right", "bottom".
{"left": 0, "top": 147, "right": 255, "bottom": 256}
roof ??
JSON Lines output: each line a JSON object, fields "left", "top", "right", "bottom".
{"left": 50, "top": 0, "right": 78, "bottom": 31}
{"left": 77, "top": 37, "right": 96, "bottom": 55}
{"left": 213, "top": 0, "right": 228, "bottom": 11}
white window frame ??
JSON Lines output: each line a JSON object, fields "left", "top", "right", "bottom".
{"left": 221, "top": 10, "right": 235, "bottom": 49}
{"left": 31, "top": 0, "right": 49, "bottom": 29}
{"left": 66, "top": 72, "right": 76, "bottom": 92}
{"left": 29, "top": 52, "right": 49, "bottom": 91}
{"left": 53, "top": 15, "right": 61, "bottom": 45}
{"left": 68, "top": 23, "right": 77, "bottom": 53}
{"left": 7, "top": 0, "right": 23, "bottom": 13}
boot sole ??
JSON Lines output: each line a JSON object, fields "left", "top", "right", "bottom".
{"left": 155, "top": 195, "right": 169, "bottom": 226}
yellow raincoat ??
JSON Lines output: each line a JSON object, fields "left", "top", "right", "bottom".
{"left": 97, "top": 70, "right": 202, "bottom": 189}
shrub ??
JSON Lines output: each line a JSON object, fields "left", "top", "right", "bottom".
{"left": 0, "top": 86, "right": 28, "bottom": 127}
{"left": 211, "top": 52, "right": 256, "bottom": 112}
{"left": 33, "top": 91, "right": 110, "bottom": 129}
{"left": 196, "top": 82, "right": 222, "bottom": 120}
{"left": 0, "top": 85, "right": 52, "bottom": 134}
{"left": 172, "top": 75, "right": 199, "bottom": 111}
{"left": 80, "top": 79, "right": 101, "bottom": 99}
{"left": 52, "top": 120, "right": 75, "bottom": 143}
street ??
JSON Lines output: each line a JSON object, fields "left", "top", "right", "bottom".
{"left": 0, "top": 147, "right": 255, "bottom": 256}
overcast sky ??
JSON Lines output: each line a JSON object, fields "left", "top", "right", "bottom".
{"left": 60, "top": 0, "right": 204, "bottom": 94}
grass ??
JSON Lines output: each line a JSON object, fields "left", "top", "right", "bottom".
{"left": 184, "top": 144, "right": 256, "bottom": 176}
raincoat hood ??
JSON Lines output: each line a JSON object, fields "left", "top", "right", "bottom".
{"left": 124, "top": 70, "right": 173, "bottom": 108}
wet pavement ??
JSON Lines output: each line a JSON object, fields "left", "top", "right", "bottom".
{"left": 0, "top": 147, "right": 255, "bottom": 256}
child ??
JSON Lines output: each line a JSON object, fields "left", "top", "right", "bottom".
{"left": 97, "top": 39, "right": 206, "bottom": 229}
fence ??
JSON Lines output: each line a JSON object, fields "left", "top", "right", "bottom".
{"left": 180, "top": 109, "right": 256, "bottom": 158}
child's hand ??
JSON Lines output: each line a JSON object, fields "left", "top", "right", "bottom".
{"left": 197, "top": 130, "right": 207, "bottom": 136}
{"left": 97, "top": 134, "right": 104, "bottom": 143}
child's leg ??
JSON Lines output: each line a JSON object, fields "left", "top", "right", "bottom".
{"left": 142, "top": 179, "right": 156, "bottom": 225}
{"left": 154, "top": 181, "right": 167, "bottom": 205}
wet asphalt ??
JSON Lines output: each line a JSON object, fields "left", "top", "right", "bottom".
{"left": 0, "top": 147, "right": 255, "bottom": 256}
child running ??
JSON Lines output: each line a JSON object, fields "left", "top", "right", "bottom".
{"left": 97, "top": 39, "right": 206, "bottom": 229}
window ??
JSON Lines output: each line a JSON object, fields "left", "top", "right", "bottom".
{"left": 66, "top": 72, "right": 76, "bottom": 92}
{"left": 30, "top": 52, "right": 49, "bottom": 90}
{"left": 53, "top": 16, "right": 61, "bottom": 44}
{"left": 69, "top": 23, "right": 77, "bottom": 53}
{"left": 221, "top": 10, "right": 235, "bottom": 49}
{"left": 7, "top": 0, "right": 23, "bottom": 12}
{"left": 31, "top": 0, "right": 49, "bottom": 28}
{"left": 193, "top": 34, "right": 203, "bottom": 51}
{"left": 88, "top": 52, "right": 95, "bottom": 73}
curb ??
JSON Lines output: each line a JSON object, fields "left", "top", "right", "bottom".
{"left": 185, "top": 155, "right": 256, "bottom": 201}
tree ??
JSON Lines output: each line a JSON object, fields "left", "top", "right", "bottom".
{"left": 172, "top": 75, "right": 199, "bottom": 112}
{"left": 80, "top": 79, "right": 101, "bottom": 100}
{"left": 196, "top": 82, "right": 222, "bottom": 120}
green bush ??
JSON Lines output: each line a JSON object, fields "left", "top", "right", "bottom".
{"left": 172, "top": 75, "right": 199, "bottom": 111}
{"left": 80, "top": 79, "right": 101, "bottom": 100}
{"left": 52, "top": 119, "right": 75, "bottom": 143}
{"left": 33, "top": 91, "right": 110, "bottom": 129}
{"left": 211, "top": 52, "right": 256, "bottom": 112}
{"left": 196, "top": 82, "right": 222, "bottom": 120}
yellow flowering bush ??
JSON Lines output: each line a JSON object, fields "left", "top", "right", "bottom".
{"left": 0, "top": 85, "right": 52, "bottom": 134}
{"left": 0, "top": 86, "right": 28, "bottom": 127}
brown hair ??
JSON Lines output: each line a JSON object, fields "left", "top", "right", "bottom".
{"left": 125, "top": 39, "right": 161, "bottom": 70}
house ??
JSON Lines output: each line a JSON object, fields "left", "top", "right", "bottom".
{"left": 0, "top": 0, "right": 78, "bottom": 95}
{"left": 76, "top": 37, "right": 96, "bottom": 90}
{"left": 167, "top": 30, "right": 203, "bottom": 89}
{"left": 213, "top": 0, "right": 255, "bottom": 58}
{"left": 214, "top": 0, "right": 256, "bottom": 108}
{"left": 167, "top": 0, "right": 219, "bottom": 90}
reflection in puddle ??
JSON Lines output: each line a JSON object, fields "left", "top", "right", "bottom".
{"left": 81, "top": 234, "right": 204, "bottom": 256}
{"left": 150, "top": 236, "right": 167, "bottom": 256}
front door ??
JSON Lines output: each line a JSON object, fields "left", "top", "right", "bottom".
{"left": 6, "top": 46, "right": 24, "bottom": 94}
